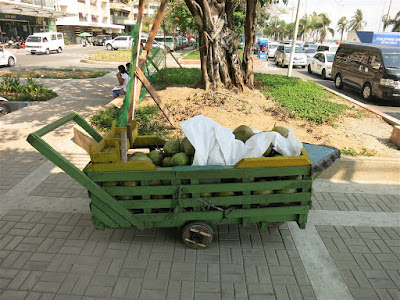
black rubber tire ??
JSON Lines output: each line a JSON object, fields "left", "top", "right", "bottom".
{"left": 302, "top": 65, "right": 306, "bottom": 68}
{"left": 45, "top": 49, "right": 50, "bottom": 55}
{"left": 57, "top": 47, "right": 62, "bottom": 53}
{"left": 0, "top": 102, "right": 11, "bottom": 116}
{"left": 182, "top": 221, "right": 213, "bottom": 249}
{"left": 335, "top": 74, "right": 343, "bottom": 89}
{"left": 362, "top": 83, "right": 372, "bottom": 100}
{"left": 31, "top": 52, "right": 35, "bottom": 55}
{"left": 7, "top": 57, "right": 15, "bottom": 67}
{"left": 307, "top": 65, "right": 312, "bottom": 74}
{"left": 106, "top": 44, "right": 113, "bottom": 51}
{"left": 321, "top": 69, "right": 326, "bottom": 80}
{"left": 275, "top": 59, "right": 279, "bottom": 66}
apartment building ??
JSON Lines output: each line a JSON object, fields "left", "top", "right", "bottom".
{"left": 0, "top": 0, "right": 72, "bottom": 42}
{"left": 55, "top": 0, "right": 124, "bottom": 44}
{"left": 109, "top": 0, "right": 159, "bottom": 34}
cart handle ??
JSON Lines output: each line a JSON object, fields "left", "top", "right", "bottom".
{"left": 26, "top": 111, "right": 145, "bottom": 230}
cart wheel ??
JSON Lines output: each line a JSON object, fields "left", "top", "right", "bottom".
{"left": 182, "top": 221, "right": 213, "bottom": 249}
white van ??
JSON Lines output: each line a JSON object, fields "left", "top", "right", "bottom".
{"left": 154, "top": 36, "right": 175, "bottom": 51}
{"left": 25, "top": 32, "right": 65, "bottom": 55}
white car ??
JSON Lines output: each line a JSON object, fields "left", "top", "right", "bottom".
{"left": 267, "top": 43, "right": 279, "bottom": 58}
{"left": 105, "top": 36, "right": 133, "bottom": 51}
{"left": 275, "top": 45, "right": 307, "bottom": 68}
{"left": 0, "top": 46, "right": 16, "bottom": 67}
{"left": 307, "top": 51, "right": 336, "bottom": 79}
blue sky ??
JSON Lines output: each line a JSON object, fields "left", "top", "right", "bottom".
{"left": 277, "top": 0, "right": 400, "bottom": 40}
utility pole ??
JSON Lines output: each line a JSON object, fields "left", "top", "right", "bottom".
{"left": 288, "top": 0, "right": 302, "bottom": 77}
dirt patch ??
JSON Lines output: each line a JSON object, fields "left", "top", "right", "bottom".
{"left": 139, "top": 86, "right": 399, "bottom": 157}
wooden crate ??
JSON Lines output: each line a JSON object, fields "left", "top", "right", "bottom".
{"left": 84, "top": 153, "right": 312, "bottom": 231}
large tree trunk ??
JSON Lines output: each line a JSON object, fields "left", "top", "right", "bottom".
{"left": 185, "top": 0, "right": 245, "bottom": 91}
{"left": 242, "top": 0, "right": 256, "bottom": 89}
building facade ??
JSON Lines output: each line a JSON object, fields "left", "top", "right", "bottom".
{"left": 0, "top": 0, "right": 71, "bottom": 42}
{"left": 55, "top": 0, "right": 124, "bottom": 44}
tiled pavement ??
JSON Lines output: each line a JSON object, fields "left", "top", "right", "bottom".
{"left": 0, "top": 210, "right": 316, "bottom": 300}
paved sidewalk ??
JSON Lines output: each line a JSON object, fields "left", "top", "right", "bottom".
{"left": 0, "top": 74, "right": 399, "bottom": 300}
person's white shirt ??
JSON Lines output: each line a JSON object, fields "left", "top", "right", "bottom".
{"left": 121, "top": 73, "right": 129, "bottom": 92}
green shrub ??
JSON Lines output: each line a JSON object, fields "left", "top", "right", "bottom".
{"left": 255, "top": 74, "right": 348, "bottom": 124}
{"left": 0, "top": 76, "right": 57, "bottom": 101}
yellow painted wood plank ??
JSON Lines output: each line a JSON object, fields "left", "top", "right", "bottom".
{"left": 85, "top": 161, "right": 156, "bottom": 172}
{"left": 133, "top": 135, "right": 164, "bottom": 147}
{"left": 235, "top": 148, "right": 312, "bottom": 168}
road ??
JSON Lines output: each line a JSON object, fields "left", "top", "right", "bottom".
{"left": 2, "top": 46, "right": 400, "bottom": 121}
{"left": 254, "top": 58, "right": 400, "bottom": 121}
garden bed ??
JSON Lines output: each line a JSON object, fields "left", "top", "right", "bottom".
{"left": 0, "top": 68, "right": 109, "bottom": 79}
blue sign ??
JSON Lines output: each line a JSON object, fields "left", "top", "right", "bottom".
{"left": 259, "top": 52, "right": 268, "bottom": 60}
{"left": 372, "top": 33, "right": 400, "bottom": 46}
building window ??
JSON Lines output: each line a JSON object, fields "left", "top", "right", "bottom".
{"left": 79, "top": 13, "right": 86, "bottom": 21}
{"left": 91, "top": 15, "right": 98, "bottom": 22}
{"left": 78, "top": 0, "right": 86, "bottom": 3}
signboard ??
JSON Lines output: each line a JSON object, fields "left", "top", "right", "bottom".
{"left": 372, "top": 33, "right": 400, "bottom": 46}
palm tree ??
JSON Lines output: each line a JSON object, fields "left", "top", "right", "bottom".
{"left": 298, "top": 14, "right": 312, "bottom": 41}
{"left": 318, "top": 13, "right": 334, "bottom": 43}
{"left": 348, "top": 9, "right": 367, "bottom": 32}
{"left": 384, "top": 11, "right": 400, "bottom": 32}
{"left": 337, "top": 16, "right": 348, "bottom": 42}
{"left": 309, "top": 12, "right": 321, "bottom": 41}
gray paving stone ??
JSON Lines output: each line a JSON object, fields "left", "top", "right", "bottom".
{"left": 0, "top": 290, "right": 28, "bottom": 300}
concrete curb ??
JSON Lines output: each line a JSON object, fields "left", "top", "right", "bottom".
{"left": 80, "top": 59, "right": 123, "bottom": 65}
{"left": 320, "top": 84, "right": 400, "bottom": 126}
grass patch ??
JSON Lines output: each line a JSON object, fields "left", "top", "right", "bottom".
{"left": 182, "top": 50, "right": 200, "bottom": 60}
{"left": 255, "top": 73, "right": 349, "bottom": 125}
{"left": 341, "top": 147, "right": 376, "bottom": 156}
{"left": 152, "top": 68, "right": 201, "bottom": 85}
{"left": 88, "top": 50, "right": 131, "bottom": 62}
{"left": 0, "top": 76, "right": 57, "bottom": 101}
{"left": 89, "top": 105, "right": 171, "bottom": 137}
{"left": 0, "top": 68, "right": 109, "bottom": 79}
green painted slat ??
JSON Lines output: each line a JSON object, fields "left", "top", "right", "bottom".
{"left": 173, "top": 165, "right": 222, "bottom": 172}
{"left": 86, "top": 169, "right": 176, "bottom": 182}
{"left": 117, "top": 193, "right": 311, "bottom": 209}
{"left": 91, "top": 204, "right": 119, "bottom": 228}
{"left": 73, "top": 113, "right": 103, "bottom": 142}
{"left": 85, "top": 165, "right": 311, "bottom": 182}
{"left": 103, "top": 180, "right": 311, "bottom": 196}
{"left": 133, "top": 206, "right": 309, "bottom": 223}
{"left": 175, "top": 166, "right": 311, "bottom": 179}
{"left": 91, "top": 196, "right": 131, "bottom": 228}
{"left": 27, "top": 133, "right": 145, "bottom": 230}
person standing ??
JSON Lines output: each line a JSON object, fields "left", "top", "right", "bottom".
{"left": 112, "top": 65, "right": 129, "bottom": 99}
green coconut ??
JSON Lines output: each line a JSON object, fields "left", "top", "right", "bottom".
{"left": 122, "top": 181, "right": 139, "bottom": 187}
{"left": 148, "top": 150, "right": 164, "bottom": 166}
{"left": 183, "top": 138, "right": 195, "bottom": 156}
{"left": 272, "top": 125, "right": 289, "bottom": 138}
{"left": 171, "top": 152, "right": 189, "bottom": 166}
{"left": 102, "top": 181, "right": 118, "bottom": 187}
{"left": 233, "top": 125, "right": 253, "bottom": 142}
{"left": 129, "top": 156, "right": 153, "bottom": 164}
{"left": 131, "top": 152, "right": 147, "bottom": 157}
{"left": 163, "top": 140, "right": 180, "bottom": 157}
{"left": 214, "top": 191, "right": 235, "bottom": 197}
{"left": 263, "top": 144, "right": 273, "bottom": 157}
{"left": 149, "top": 180, "right": 161, "bottom": 186}
{"left": 200, "top": 192, "right": 213, "bottom": 197}
{"left": 161, "top": 157, "right": 173, "bottom": 167}
{"left": 180, "top": 137, "right": 187, "bottom": 152}
{"left": 275, "top": 188, "right": 297, "bottom": 194}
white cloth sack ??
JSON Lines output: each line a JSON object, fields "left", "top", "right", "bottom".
{"left": 180, "top": 115, "right": 303, "bottom": 166}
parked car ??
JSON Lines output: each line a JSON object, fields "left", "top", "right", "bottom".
{"left": 25, "top": 32, "right": 64, "bottom": 55}
{"left": 267, "top": 42, "right": 279, "bottom": 58}
{"left": 332, "top": 43, "right": 400, "bottom": 101}
{"left": 275, "top": 45, "right": 307, "bottom": 68}
{"left": 316, "top": 44, "right": 338, "bottom": 52}
{"left": 105, "top": 36, "right": 133, "bottom": 50}
{"left": 304, "top": 48, "right": 317, "bottom": 58}
{"left": 154, "top": 35, "right": 176, "bottom": 51}
{"left": 307, "top": 51, "right": 336, "bottom": 79}
{"left": 0, "top": 45, "right": 16, "bottom": 67}
{"left": 93, "top": 35, "right": 111, "bottom": 46}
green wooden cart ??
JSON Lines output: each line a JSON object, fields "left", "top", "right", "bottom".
{"left": 27, "top": 112, "right": 339, "bottom": 249}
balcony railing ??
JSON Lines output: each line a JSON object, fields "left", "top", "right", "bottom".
{"left": 112, "top": 15, "right": 134, "bottom": 25}
{"left": 20, "top": 0, "right": 55, "bottom": 8}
